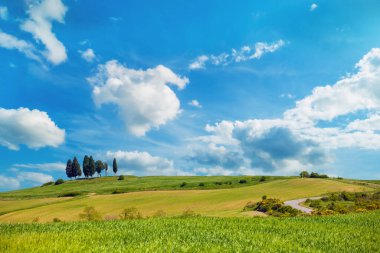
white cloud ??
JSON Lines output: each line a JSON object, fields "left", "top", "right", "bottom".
{"left": 89, "top": 60, "right": 189, "bottom": 136}
{"left": 0, "top": 30, "right": 41, "bottom": 62}
{"left": 190, "top": 48, "right": 380, "bottom": 175}
{"left": 193, "top": 167, "right": 235, "bottom": 176}
{"left": 80, "top": 48, "right": 96, "bottom": 62}
{"left": 13, "top": 162, "right": 65, "bottom": 172}
{"left": 0, "top": 107, "right": 65, "bottom": 150}
{"left": 0, "top": 175, "right": 20, "bottom": 189}
{"left": 280, "top": 93, "right": 295, "bottom": 99}
{"left": 106, "top": 150, "right": 188, "bottom": 176}
{"left": 0, "top": 6, "right": 8, "bottom": 20}
{"left": 17, "top": 172, "right": 54, "bottom": 185}
{"left": 310, "top": 3, "right": 318, "bottom": 11}
{"left": 21, "top": 0, "right": 68, "bottom": 65}
{"left": 189, "top": 40, "right": 285, "bottom": 70}
{"left": 188, "top": 55, "right": 209, "bottom": 70}
{"left": 188, "top": 99, "right": 202, "bottom": 108}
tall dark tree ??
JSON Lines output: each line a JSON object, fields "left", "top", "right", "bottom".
{"left": 113, "top": 158, "right": 118, "bottom": 175}
{"left": 83, "top": 155, "right": 90, "bottom": 178}
{"left": 65, "top": 159, "right": 73, "bottom": 179}
{"left": 89, "top": 156, "right": 96, "bottom": 177}
{"left": 103, "top": 162, "right": 108, "bottom": 176}
{"left": 95, "top": 160, "right": 103, "bottom": 177}
{"left": 72, "top": 157, "right": 81, "bottom": 179}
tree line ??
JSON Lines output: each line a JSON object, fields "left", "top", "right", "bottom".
{"left": 66, "top": 156, "right": 118, "bottom": 179}
{"left": 299, "top": 171, "right": 329, "bottom": 178}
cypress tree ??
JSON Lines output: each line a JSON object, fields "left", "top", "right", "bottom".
{"left": 72, "top": 157, "right": 81, "bottom": 179}
{"left": 83, "top": 155, "right": 90, "bottom": 178}
{"left": 65, "top": 159, "right": 73, "bottom": 179}
{"left": 89, "top": 156, "right": 96, "bottom": 177}
{"left": 95, "top": 160, "right": 103, "bottom": 177}
{"left": 113, "top": 158, "right": 118, "bottom": 175}
{"left": 104, "top": 162, "right": 108, "bottom": 176}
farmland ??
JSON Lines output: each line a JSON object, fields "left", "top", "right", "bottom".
{"left": 1, "top": 211, "right": 379, "bottom": 253}
{"left": 0, "top": 177, "right": 373, "bottom": 223}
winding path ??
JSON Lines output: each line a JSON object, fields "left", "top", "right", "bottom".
{"left": 284, "top": 197, "right": 321, "bottom": 214}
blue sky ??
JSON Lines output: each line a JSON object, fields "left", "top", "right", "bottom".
{"left": 1, "top": 0, "right": 380, "bottom": 191}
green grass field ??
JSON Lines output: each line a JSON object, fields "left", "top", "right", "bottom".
{"left": 0, "top": 177, "right": 373, "bottom": 223}
{"left": 1, "top": 211, "right": 379, "bottom": 253}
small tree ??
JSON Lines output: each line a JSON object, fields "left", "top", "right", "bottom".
{"left": 113, "top": 158, "right": 118, "bottom": 175}
{"left": 89, "top": 156, "right": 96, "bottom": 177}
{"left": 104, "top": 162, "right": 108, "bottom": 176}
{"left": 300, "top": 171, "right": 310, "bottom": 178}
{"left": 79, "top": 206, "right": 101, "bottom": 221}
{"left": 95, "top": 160, "right": 103, "bottom": 177}
{"left": 65, "top": 159, "right": 73, "bottom": 179}
{"left": 72, "top": 157, "right": 81, "bottom": 179}
{"left": 83, "top": 155, "right": 90, "bottom": 178}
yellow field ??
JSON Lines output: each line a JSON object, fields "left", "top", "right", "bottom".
{"left": 0, "top": 178, "right": 372, "bottom": 223}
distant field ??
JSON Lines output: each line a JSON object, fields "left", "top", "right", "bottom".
{"left": 1, "top": 211, "right": 379, "bottom": 253}
{"left": 0, "top": 178, "right": 372, "bottom": 223}
{"left": 0, "top": 175, "right": 291, "bottom": 199}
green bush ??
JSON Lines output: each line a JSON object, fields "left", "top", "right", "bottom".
{"left": 79, "top": 206, "right": 102, "bottom": 221}
{"left": 259, "top": 176, "right": 266, "bottom": 182}
{"left": 54, "top": 179, "right": 64, "bottom": 185}
{"left": 180, "top": 182, "right": 187, "bottom": 187}
{"left": 120, "top": 207, "right": 143, "bottom": 220}
{"left": 198, "top": 182, "right": 205, "bottom": 187}
{"left": 52, "top": 218, "right": 62, "bottom": 222}
{"left": 118, "top": 175, "right": 125, "bottom": 180}
{"left": 239, "top": 179, "right": 247, "bottom": 184}
{"left": 58, "top": 192, "right": 82, "bottom": 197}
{"left": 41, "top": 181, "right": 54, "bottom": 187}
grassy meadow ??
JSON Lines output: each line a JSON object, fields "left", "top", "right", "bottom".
{"left": 1, "top": 211, "right": 379, "bottom": 253}
{"left": 0, "top": 177, "right": 373, "bottom": 222}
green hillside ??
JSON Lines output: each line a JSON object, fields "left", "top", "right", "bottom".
{"left": 0, "top": 177, "right": 373, "bottom": 223}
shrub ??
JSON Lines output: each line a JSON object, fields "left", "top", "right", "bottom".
{"left": 180, "top": 182, "right": 187, "bottom": 187}
{"left": 120, "top": 207, "right": 143, "bottom": 220}
{"left": 198, "top": 182, "right": 205, "bottom": 187}
{"left": 214, "top": 182, "right": 223, "bottom": 185}
{"left": 262, "top": 195, "right": 267, "bottom": 200}
{"left": 41, "top": 181, "right": 54, "bottom": 187}
{"left": 152, "top": 210, "right": 166, "bottom": 218}
{"left": 52, "top": 218, "right": 62, "bottom": 222}
{"left": 58, "top": 192, "right": 82, "bottom": 197}
{"left": 259, "top": 176, "right": 267, "bottom": 182}
{"left": 239, "top": 179, "right": 247, "bottom": 184}
{"left": 118, "top": 175, "right": 125, "bottom": 180}
{"left": 309, "top": 200, "right": 322, "bottom": 208}
{"left": 54, "top": 179, "right": 64, "bottom": 185}
{"left": 79, "top": 206, "right": 102, "bottom": 221}
{"left": 180, "top": 209, "right": 200, "bottom": 218}
{"left": 112, "top": 189, "right": 126, "bottom": 194}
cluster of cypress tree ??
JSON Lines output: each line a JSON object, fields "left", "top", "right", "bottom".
{"left": 65, "top": 157, "right": 82, "bottom": 179}
{"left": 65, "top": 156, "right": 118, "bottom": 179}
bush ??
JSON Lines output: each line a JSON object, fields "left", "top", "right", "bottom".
{"left": 214, "top": 182, "right": 223, "bottom": 185}
{"left": 239, "top": 179, "right": 247, "bottom": 184}
{"left": 52, "top": 218, "right": 62, "bottom": 222}
{"left": 79, "top": 206, "right": 102, "bottom": 221}
{"left": 262, "top": 195, "right": 267, "bottom": 200}
{"left": 180, "top": 209, "right": 200, "bottom": 218}
{"left": 152, "top": 210, "right": 166, "bottom": 218}
{"left": 118, "top": 175, "right": 125, "bottom": 180}
{"left": 54, "top": 179, "right": 64, "bottom": 185}
{"left": 198, "top": 182, "right": 205, "bottom": 187}
{"left": 120, "top": 207, "right": 143, "bottom": 220}
{"left": 180, "top": 182, "right": 187, "bottom": 187}
{"left": 112, "top": 189, "right": 126, "bottom": 194}
{"left": 58, "top": 192, "right": 82, "bottom": 197}
{"left": 259, "top": 176, "right": 267, "bottom": 182}
{"left": 41, "top": 181, "right": 54, "bottom": 187}
{"left": 309, "top": 200, "right": 322, "bottom": 208}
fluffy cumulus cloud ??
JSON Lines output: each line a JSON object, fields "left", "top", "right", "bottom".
{"left": 0, "top": 175, "right": 20, "bottom": 189}
{"left": 80, "top": 48, "right": 96, "bottom": 62}
{"left": 0, "top": 171, "right": 53, "bottom": 190}
{"left": 106, "top": 150, "right": 189, "bottom": 175}
{"left": 0, "top": 108, "right": 65, "bottom": 150}
{"left": 21, "top": 0, "right": 68, "bottom": 65}
{"left": 189, "top": 48, "right": 380, "bottom": 175}
{"left": 189, "top": 40, "right": 285, "bottom": 70}
{"left": 89, "top": 60, "right": 189, "bottom": 136}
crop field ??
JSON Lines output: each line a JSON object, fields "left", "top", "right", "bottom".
{"left": 0, "top": 178, "right": 373, "bottom": 223}
{"left": 0, "top": 211, "right": 379, "bottom": 253}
